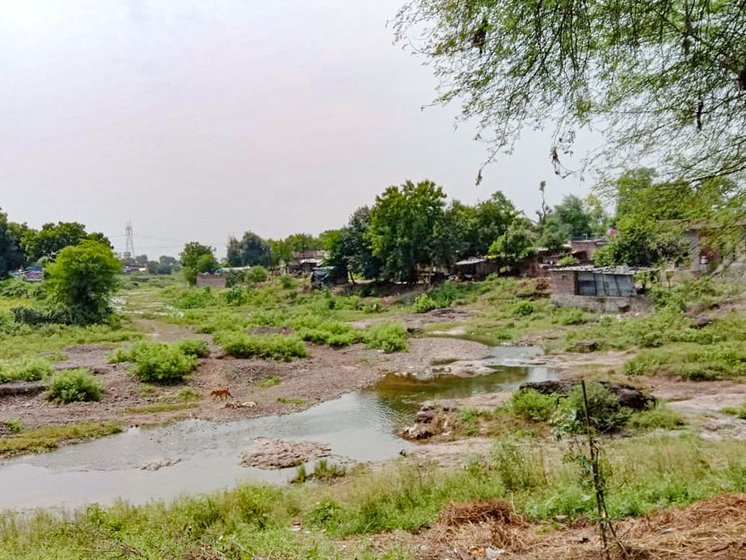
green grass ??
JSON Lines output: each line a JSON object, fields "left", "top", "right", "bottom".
{"left": 277, "top": 397, "right": 305, "bottom": 405}
{"left": 722, "top": 401, "right": 746, "bottom": 419}
{"left": 0, "top": 421, "right": 121, "bottom": 459}
{"left": 257, "top": 375, "right": 281, "bottom": 388}
{"left": 0, "top": 358, "right": 54, "bottom": 384}
{"left": 124, "top": 402, "right": 198, "bottom": 414}
{"left": 0, "top": 433, "right": 743, "bottom": 558}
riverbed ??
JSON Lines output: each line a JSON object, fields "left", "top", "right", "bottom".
{"left": 0, "top": 346, "right": 553, "bottom": 511}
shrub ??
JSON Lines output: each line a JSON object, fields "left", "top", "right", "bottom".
{"left": 510, "top": 389, "right": 558, "bottom": 422}
{"left": 722, "top": 401, "right": 746, "bottom": 420}
{"left": 175, "top": 339, "right": 210, "bottom": 358}
{"left": 412, "top": 282, "right": 460, "bottom": 313}
{"left": 3, "top": 418, "right": 24, "bottom": 434}
{"left": 413, "top": 294, "right": 438, "bottom": 313}
{"left": 294, "top": 318, "right": 363, "bottom": 347}
{"left": 554, "top": 307, "right": 585, "bottom": 325}
{"left": 363, "top": 322, "right": 408, "bottom": 353}
{"left": 557, "top": 255, "right": 579, "bottom": 267}
{"left": 279, "top": 275, "right": 296, "bottom": 289}
{"left": 128, "top": 342, "right": 198, "bottom": 383}
{"left": 216, "top": 332, "right": 308, "bottom": 361}
{"left": 627, "top": 404, "right": 685, "bottom": 431}
{"left": 46, "top": 369, "right": 103, "bottom": 403}
{"left": 43, "top": 240, "right": 121, "bottom": 325}
{"left": 172, "top": 288, "right": 216, "bottom": 310}
{"left": 11, "top": 306, "right": 69, "bottom": 326}
{"left": 246, "top": 266, "right": 269, "bottom": 284}
{"left": 555, "top": 382, "right": 630, "bottom": 434}
{"left": 511, "top": 300, "right": 535, "bottom": 317}
{"left": 223, "top": 285, "right": 246, "bottom": 306}
{"left": 0, "top": 358, "right": 55, "bottom": 384}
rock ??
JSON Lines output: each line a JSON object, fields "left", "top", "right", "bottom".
{"left": 568, "top": 340, "right": 600, "bottom": 353}
{"left": 617, "top": 302, "right": 631, "bottom": 313}
{"left": 139, "top": 457, "right": 182, "bottom": 471}
{"left": 693, "top": 314, "right": 712, "bottom": 328}
{"left": 240, "top": 437, "right": 331, "bottom": 469}
{"left": 518, "top": 380, "right": 655, "bottom": 410}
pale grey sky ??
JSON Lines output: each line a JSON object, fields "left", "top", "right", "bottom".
{"left": 0, "top": 0, "right": 593, "bottom": 257}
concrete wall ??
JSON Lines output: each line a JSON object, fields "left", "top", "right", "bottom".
{"left": 196, "top": 274, "right": 226, "bottom": 289}
{"left": 551, "top": 293, "right": 651, "bottom": 314}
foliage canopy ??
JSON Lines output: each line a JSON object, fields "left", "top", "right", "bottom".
{"left": 395, "top": 1, "right": 746, "bottom": 182}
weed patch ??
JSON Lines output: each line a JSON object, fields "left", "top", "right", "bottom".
{"left": 0, "top": 358, "right": 54, "bottom": 384}
{"left": 0, "top": 421, "right": 121, "bottom": 458}
{"left": 363, "top": 322, "right": 408, "bottom": 353}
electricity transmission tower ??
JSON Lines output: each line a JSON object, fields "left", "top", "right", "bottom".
{"left": 124, "top": 222, "right": 136, "bottom": 259}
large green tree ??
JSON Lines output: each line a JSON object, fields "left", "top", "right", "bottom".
{"left": 226, "top": 231, "right": 272, "bottom": 267}
{"left": 180, "top": 242, "right": 218, "bottom": 285}
{"left": 369, "top": 180, "right": 447, "bottom": 282}
{"left": 22, "top": 222, "right": 111, "bottom": 263}
{"left": 594, "top": 168, "right": 737, "bottom": 266}
{"left": 395, "top": 1, "right": 746, "bottom": 182}
{"left": 44, "top": 240, "right": 121, "bottom": 324}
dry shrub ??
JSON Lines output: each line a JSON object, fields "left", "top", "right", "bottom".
{"left": 437, "top": 499, "right": 524, "bottom": 528}
{"left": 418, "top": 494, "right": 746, "bottom": 560}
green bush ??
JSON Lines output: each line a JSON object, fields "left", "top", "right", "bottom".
{"left": 554, "top": 307, "right": 585, "bottom": 325}
{"left": 510, "top": 389, "right": 558, "bottom": 422}
{"left": 3, "top": 418, "right": 24, "bottom": 433}
{"left": 116, "top": 341, "right": 198, "bottom": 383}
{"left": 172, "top": 288, "right": 216, "bottom": 310}
{"left": 555, "top": 382, "right": 630, "bottom": 434}
{"left": 722, "top": 401, "right": 746, "bottom": 420}
{"left": 627, "top": 404, "right": 685, "bottom": 431}
{"left": 175, "top": 339, "right": 210, "bottom": 358}
{"left": 412, "top": 282, "right": 461, "bottom": 313}
{"left": 46, "top": 369, "right": 103, "bottom": 403}
{"left": 0, "top": 358, "right": 55, "bottom": 384}
{"left": 223, "top": 285, "right": 246, "bottom": 306}
{"left": 294, "top": 318, "right": 363, "bottom": 347}
{"left": 363, "top": 322, "right": 409, "bottom": 353}
{"left": 511, "top": 300, "right": 535, "bottom": 317}
{"left": 216, "top": 332, "right": 308, "bottom": 361}
{"left": 279, "top": 275, "right": 295, "bottom": 289}
{"left": 246, "top": 266, "right": 269, "bottom": 284}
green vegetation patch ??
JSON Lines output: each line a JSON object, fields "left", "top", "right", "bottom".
{"left": 216, "top": 332, "right": 308, "bottom": 361}
{"left": 0, "top": 358, "right": 54, "bottom": 384}
{"left": 363, "top": 322, "right": 409, "bottom": 353}
{"left": 45, "top": 369, "right": 103, "bottom": 404}
{"left": 111, "top": 341, "right": 199, "bottom": 383}
{"left": 0, "top": 421, "right": 121, "bottom": 459}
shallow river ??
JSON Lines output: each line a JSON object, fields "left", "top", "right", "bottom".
{"left": 0, "top": 346, "right": 552, "bottom": 511}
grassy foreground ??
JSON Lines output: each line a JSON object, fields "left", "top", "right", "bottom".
{"left": 0, "top": 435, "right": 744, "bottom": 559}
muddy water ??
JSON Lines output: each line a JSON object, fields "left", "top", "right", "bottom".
{"left": 0, "top": 346, "right": 552, "bottom": 511}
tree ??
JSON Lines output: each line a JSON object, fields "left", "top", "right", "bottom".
{"left": 489, "top": 221, "right": 536, "bottom": 271}
{"left": 226, "top": 231, "right": 271, "bottom": 267}
{"left": 44, "top": 240, "right": 121, "bottom": 324}
{"left": 369, "top": 180, "right": 447, "bottom": 282}
{"left": 0, "top": 210, "right": 27, "bottom": 278}
{"left": 592, "top": 168, "right": 736, "bottom": 266}
{"left": 395, "top": 1, "right": 746, "bottom": 183}
{"left": 22, "top": 222, "right": 111, "bottom": 263}
{"left": 180, "top": 242, "right": 218, "bottom": 285}
{"left": 326, "top": 206, "right": 383, "bottom": 281}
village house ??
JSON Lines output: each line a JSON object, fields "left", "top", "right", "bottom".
{"left": 548, "top": 266, "right": 648, "bottom": 313}
{"left": 289, "top": 250, "right": 328, "bottom": 275}
{"left": 453, "top": 257, "right": 500, "bottom": 281}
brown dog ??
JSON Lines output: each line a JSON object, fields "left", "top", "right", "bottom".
{"left": 210, "top": 388, "right": 232, "bottom": 400}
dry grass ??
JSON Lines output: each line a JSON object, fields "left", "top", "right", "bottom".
{"left": 417, "top": 494, "right": 746, "bottom": 560}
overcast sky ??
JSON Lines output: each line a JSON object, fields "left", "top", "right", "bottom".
{"left": 0, "top": 0, "right": 595, "bottom": 257}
